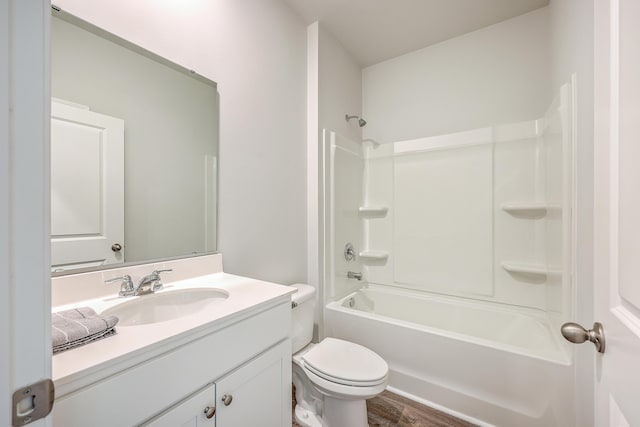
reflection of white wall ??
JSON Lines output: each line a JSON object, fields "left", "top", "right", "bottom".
{"left": 52, "top": 16, "right": 218, "bottom": 263}
{"left": 362, "top": 7, "right": 550, "bottom": 143}
{"left": 53, "top": 0, "right": 308, "bottom": 284}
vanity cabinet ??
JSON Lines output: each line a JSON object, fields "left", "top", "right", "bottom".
{"left": 214, "top": 341, "right": 288, "bottom": 426}
{"left": 142, "top": 340, "right": 289, "bottom": 427}
{"left": 143, "top": 384, "right": 216, "bottom": 427}
{"left": 52, "top": 300, "right": 292, "bottom": 427}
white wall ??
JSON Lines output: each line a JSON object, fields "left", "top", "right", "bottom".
{"left": 307, "top": 23, "right": 363, "bottom": 336}
{"left": 54, "top": 0, "right": 308, "bottom": 284}
{"left": 362, "top": 7, "right": 550, "bottom": 143}
{"left": 549, "top": 1, "right": 595, "bottom": 426}
{"left": 318, "top": 27, "right": 363, "bottom": 142}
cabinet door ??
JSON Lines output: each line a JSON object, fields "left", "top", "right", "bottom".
{"left": 142, "top": 383, "right": 216, "bottom": 427}
{"left": 215, "top": 340, "right": 291, "bottom": 427}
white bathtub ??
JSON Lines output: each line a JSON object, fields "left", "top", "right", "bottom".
{"left": 325, "top": 285, "right": 574, "bottom": 427}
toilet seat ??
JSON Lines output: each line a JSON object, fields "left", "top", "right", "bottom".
{"left": 301, "top": 338, "right": 388, "bottom": 387}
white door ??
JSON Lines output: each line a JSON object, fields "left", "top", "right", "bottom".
{"left": 1, "top": 1, "right": 51, "bottom": 426}
{"left": 50, "top": 100, "right": 124, "bottom": 271}
{"left": 593, "top": 0, "right": 640, "bottom": 425}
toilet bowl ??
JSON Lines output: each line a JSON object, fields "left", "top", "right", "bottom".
{"left": 290, "top": 284, "right": 389, "bottom": 427}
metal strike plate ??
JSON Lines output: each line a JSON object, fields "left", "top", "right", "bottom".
{"left": 12, "top": 379, "right": 55, "bottom": 425}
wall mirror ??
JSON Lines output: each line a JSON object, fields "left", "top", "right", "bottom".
{"left": 50, "top": 9, "right": 219, "bottom": 274}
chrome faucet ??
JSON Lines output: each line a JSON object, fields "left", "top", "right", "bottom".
{"left": 347, "top": 271, "right": 363, "bottom": 280}
{"left": 134, "top": 269, "right": 173, "bottom": 295}
{"left": 105, "top": 269, "right": 172, "bottom": 297}
{"left": 105, "top": 274, "right": 135, "bottom": 297}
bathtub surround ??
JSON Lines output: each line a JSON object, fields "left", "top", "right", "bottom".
{"left": 360, "top": 88, "right": 573, "bottom": 313}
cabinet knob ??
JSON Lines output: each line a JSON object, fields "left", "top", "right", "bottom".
{"left": 221, "top": 394, "right": 233, "bottom": 406}
{"left": 203, "top": 406, "right": 216, "bottom": 419}
{"left": 111, "top": 243, "right": 122, "bottom": 252}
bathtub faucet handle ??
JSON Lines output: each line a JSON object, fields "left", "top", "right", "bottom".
{"left": 347, "top": 271, "right": 362, "bottom": 281}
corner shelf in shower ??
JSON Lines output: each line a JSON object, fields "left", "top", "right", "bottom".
{"left": 358, "top": 206, "right": 388, "bottom": 218}
{"left": 358, "top": 250, "right": 389, "bottom": 262}
{"left": 501, "top": 202, "right": 561, "bottom": 217}
{"left": 501, "top": 261, "right": 561, "bottom": 279}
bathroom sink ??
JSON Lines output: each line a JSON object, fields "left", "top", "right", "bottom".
{"left": 101, "top": 288, "right": 229, "bottom": 326}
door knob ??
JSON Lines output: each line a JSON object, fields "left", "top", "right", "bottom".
{"left": 111, "top": 243, "right": 122, "bottom": 252}
{"left": 561, "top": 322, "right": 605, "bottom": 353}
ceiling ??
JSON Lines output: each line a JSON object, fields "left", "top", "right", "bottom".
{"left": 283, "top": 0, "right": 549, "bottom": 67}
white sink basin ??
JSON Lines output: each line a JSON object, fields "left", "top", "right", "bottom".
{"left": 101, "top": 288, "right": 229, "bottom": 326}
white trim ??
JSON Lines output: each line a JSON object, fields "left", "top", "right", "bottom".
{"left": 0, "top": 0, "right": 11, "bottom": 422}
{"left": 2, "top": 1, "right": 52, "bottom": 425}
{"left": 306, "top": 23, "right": 323, "bottom": 339}
{"left": 569, "top": 74, "right": 578, "bottom": 323}
{"left": 51, "top": 97, "right": 90, "bottom": 110}
{"left": 387, "top": 119, "right": 540, "bottom": 156}
{"left": 393, "top": 127, "right": 492, "bottom": 155}
{"left": 612, "top": 306, "right": 640, "bottom": 339}
{"left": 608, "top": 0, "right": 620, "bottom": 308}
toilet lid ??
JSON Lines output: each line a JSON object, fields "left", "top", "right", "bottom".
{"left": 302, "top": 338, "right": 388, "bottom": 386}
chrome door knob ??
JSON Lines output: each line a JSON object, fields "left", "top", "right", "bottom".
{"left": 221, "top": 394, "right": 233, "bottom": 406}
{"left": 203, "top": 406, "right": 216, "bottom": 419}
{"left": 111, "top": 243, "right": 122, "bottom": 252}
{"left": 561, "top": 322, "right": 605, "bottom": 353}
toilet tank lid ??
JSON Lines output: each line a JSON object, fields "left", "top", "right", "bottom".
{"left": 290, "top": 284, "right": 316, "bottom": 304}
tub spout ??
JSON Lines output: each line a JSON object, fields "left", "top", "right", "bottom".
{"left": 347, "top": 271, "right": 363, "bottom": 280}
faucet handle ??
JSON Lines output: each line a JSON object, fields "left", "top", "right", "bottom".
{"left": 105, "top": 275, "right": 135, "bottom": 296}
{"left": 151, "top": 269, "right": 173, "bottom": 291}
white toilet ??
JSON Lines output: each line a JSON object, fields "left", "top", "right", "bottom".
{"left": 290, "top": 284, "right": 389, "bottom": 427}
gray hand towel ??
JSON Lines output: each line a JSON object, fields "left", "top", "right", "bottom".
{"left": 52, "top": 307, "right": 119, "bottom": 354}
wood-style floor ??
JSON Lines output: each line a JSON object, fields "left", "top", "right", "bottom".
{"left": 292, "top": 388, "right": 477, "bottom": 427}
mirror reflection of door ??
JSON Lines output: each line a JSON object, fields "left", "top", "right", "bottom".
{"left": 51, "top": 99, "right": 124, "bottom": 272}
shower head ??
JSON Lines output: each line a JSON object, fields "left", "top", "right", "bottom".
{"left": 345, "top": 114, "right": 367, "bottom": 127}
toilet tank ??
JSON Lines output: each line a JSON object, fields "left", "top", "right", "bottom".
{"left": 290, "top": 284, "right": 316, "bottom": 353}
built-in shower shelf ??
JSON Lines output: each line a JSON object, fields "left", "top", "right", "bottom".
{"left": 358, "top": 206, "right": 388, "bottom": 217}
{"left": 501, "top": 262, "right": 561, "bottom": 279}
{"left": 501, "top": 202, "right": 561, "bottom": 217}
{"left": 359, "top": 250, "right": 389, "bottom": 262}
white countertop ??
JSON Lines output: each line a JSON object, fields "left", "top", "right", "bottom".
{"left": 52, "top": 272, "right": 295, "bottom": 395}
